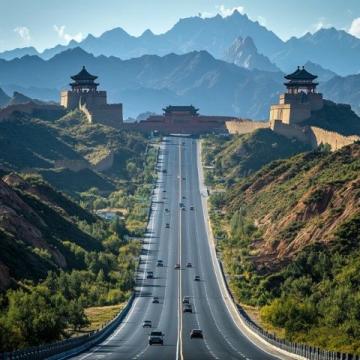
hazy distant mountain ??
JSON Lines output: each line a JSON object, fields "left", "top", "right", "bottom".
{"left": 0, "top": 46, "right": 40, "bottom": 60}
{"left": 303, "top": 61, "right": 337, "bottom": 83}
{"left": 0, "top": 88, "right": 10, "bottom": 107}
{"left": 272, "top": 28, "right": 360, "bottom": 76}
{"left": 0, "top": 47, "right": 284, "bottom": 119}
{"left": 319, "top": 74, "right": 360, "bottom": 115}
{"left": 224, "top": 36, "right": 279, "bottom": 72}
{"left": 1, "top": 14, "right": 360, "bottom": 76}
{"left": 0, "top": 11, "right": 284, "bottom": 62}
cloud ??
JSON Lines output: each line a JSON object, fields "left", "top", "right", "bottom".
{"left": 14, "top": 26, "right": 31, "bottom": 42}
{"left": 216, "top": 5, "right": 245, "bottom": 17}
{"left": 349, "top": 18, "right": 360, "bottom": 38}
{"left": 54, "top": 25, "right": 84, "bottom": 43}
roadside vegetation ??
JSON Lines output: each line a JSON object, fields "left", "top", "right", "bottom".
{"left": 0, "top": 111, "right": 159, "bottom": 352}
{"left": 203, "top": 134, "right": 360, "bottom": 354}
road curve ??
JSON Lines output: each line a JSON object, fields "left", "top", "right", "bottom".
{"left": 68, "top": 137, "right": 288, "bottom": 360}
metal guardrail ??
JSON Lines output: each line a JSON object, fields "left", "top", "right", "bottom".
{"left": 217, "top": 260, "right": 360, "bottom": 360}
{"left": 0, "top": 293, "right": 135, "bottom": 360}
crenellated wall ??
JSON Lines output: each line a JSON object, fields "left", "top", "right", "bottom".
{"left": 225, "top": 120, "right": 268, "bottom": 134}
{"left": 309, "top": 126, "right": 360, "bottom": 151}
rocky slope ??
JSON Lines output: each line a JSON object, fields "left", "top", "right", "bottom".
{"left": 224, "top": 143, "right": 360, "bottom": 270}
{"left": 224, "top": 36, "right": 279, "bottom": 72}
{"left": 0, "top": 173, "right": 101, "bottom": 290}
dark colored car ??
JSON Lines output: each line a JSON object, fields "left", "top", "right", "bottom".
{"left": 183, "top": 304, "right": 192, "bottom": 313}
{"left": 194, "top": 275, "right": 200, "bottom": 281}
{"left": 174, "top": 264, "right": 180, "bottom": 270}
{"left": 147, "top": 271, "right": 154, "bottom": 279}
{"left": 152, "top": 296, "right": 159, "bottom": 304}
{"left": 143, "top": 320, "right": 152, "bottom": 328}
{"left": 149, "top": 331, "right": 164, "bottom": 345}
{"left": 166, "top": 223, "right": 170, "bottom": 228}
{"left": 182, "top": 296, "right": 190, "bottom": 304}
{"left": 190, "top": 206, "right": 194, "bottom": 211}
{"left": 157, "top": 260, "right": 163, "bottom": 267}
{"left": 186, "top": 262, "right": 192, "bottom": 268}
{"left": 190, "top": 329, "right": 203, "bottom": 339}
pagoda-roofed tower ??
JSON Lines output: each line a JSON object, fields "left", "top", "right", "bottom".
{"left": 60, "top": 66, "right": 123, "bottom": 127}
{"left": 70, "top": 66, "right": 99, "bottom": 92}
{"left": 269, "top": 65, "right": 323, "bottom": 129}
{"left": 284, "top": 66, "right": 319, "bottom": 95}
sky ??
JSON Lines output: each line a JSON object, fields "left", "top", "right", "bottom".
{"left": 1, "top": 0, "right": 360, "bottom": 52}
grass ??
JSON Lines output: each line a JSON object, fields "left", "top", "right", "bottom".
{"left": 84, "top": 303, "right": 126, "bottom": 332}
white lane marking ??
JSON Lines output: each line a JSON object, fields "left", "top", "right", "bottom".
{"left": 176, "top": 139, "right": 184, "bottom": 360}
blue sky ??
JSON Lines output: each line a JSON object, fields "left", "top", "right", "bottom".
{"left": 1, "top": 0, "right": 360, "bottom": 52}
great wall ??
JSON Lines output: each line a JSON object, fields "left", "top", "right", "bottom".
{"left": 0, "top": 65, "right": 359, "bottom": 159}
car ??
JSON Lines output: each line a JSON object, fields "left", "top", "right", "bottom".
{"left": 152, "top": 296, "right": 159, "bottom": 304}
{"left": 147, "top": 271, "right": 154, "bottom": 279}
{"left": 186, "top": 262, "right": 192, "bottom": 268}
{"left": 149, "top": 331, "right": 164, "bottom": 345}
{"left": 194, "top": 275, "right": 200, "bottom": 281}
{"left": 162, "top": 169, "right": 167, "bottom": 174}
{"left": 182, "top": 296, "right": 190, "bottom": 304}
{"left": 143, "top": 320, "right": 152, "bottom": 328}
{"left": 182, "top": 196, "right": 186, "bottom": 199}
{"left": 163, "top": 190, "right": 166, "bottom": 193}
{"left": 166, "top": 223, "right": 170, "bottom": 228}
{"left": 190, "top": 206, "right": 194, "bottom": 211}
{"left": 157, "top": 260, "right": 163, "bottom": 267}
{"left": 179, "top": 202, "right": 184, "bottom": 208}
{"left": 174, "top": 264, "right": 180, "bottom": 270}
{"left": 182, "top": 177, "right": 186, "bottom": 181}
{"left": 183, "top": 304, "right": 192, "bottom": 313}
{"left": 190, "top": 329, "right": 203, "bottom": 339}
{"left": 165, "top": 208, "right": 169, "bottom": 212}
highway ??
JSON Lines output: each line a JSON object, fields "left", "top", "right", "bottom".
{"left": 69, "top": 137, "right": 286, "bottom": 360}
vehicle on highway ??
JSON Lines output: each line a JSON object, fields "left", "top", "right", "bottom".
{"left": 186, "top": 262, "right": 192, "bottom": 268}
{"left": 182, "top": 177, "right": 186, "bottom": 180}
{"left": 165, "top": 208, "right": 169, "bottom": 212}
{"left": 182, "top": 296, "right": 190, "bottom": 304}
{"left": 166, "top": 223, "right": 170, "bottom": 228}
{"left": 162, "top": 169, "right": 167, "bottom": 174}
{"left": 174, "top": 264, "right": 180, "bottom": 269}
{"left": 149, "top": 331, "right": 164, "bottom": 345}
{"left": 194, "top": 275, "right": 200, "bottom": 281}
{"left": 182, "top": 196, "right": 186, "bottom": 199}
{"left": 147, "top": 271, "right": 154, "bottom": 279}
{"left": 190, "top": 329, "right": 203, "bottom": 339}
{"left": 152, "top": 296, "right": 159, "bottom": 304}
{"left": 157, "top": 260, "right": 163, "bottom": 267}
{"left": 183, "top": 304, "right": 192, "bottom": 313}
{"left": 143, "top": 320, "right": 152, "bottom": 328}
{"left": 190, "top": 206, "right": 194, "bottom": 211}
{"left": 163, "top": 190, "right": 166, "bottom": 193}
{"left": 179, "top": 202, "right": 184, "bottom": 208}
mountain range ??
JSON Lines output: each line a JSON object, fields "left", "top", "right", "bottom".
{"left": 1, "top": 11, "right": 359, "bottom": 76}
{"left": 0, "top": 48, "right": 284, "bottom": 119}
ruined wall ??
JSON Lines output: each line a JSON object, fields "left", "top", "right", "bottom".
{"left": 225, "top": 120, "right": 268, "bottom": 135}
{"left": 309, "top": 126, "right": 360, "bottom": 151}
{"left": 92, "top": 151, "right": 115, "bottom": 172}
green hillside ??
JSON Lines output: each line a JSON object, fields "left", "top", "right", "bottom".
{"left": 205, "top": 141, "right": 360, "bottom": 354}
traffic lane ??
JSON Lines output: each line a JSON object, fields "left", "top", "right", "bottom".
{"left": 180, "top": 143, "right": 214, "bottom": 360}
{"left": 139, "top": 138, "right": 180, "bottom": 359}
{"left": 68, "top": 145, "right": 167, "bottom": 360}
{"left": 189, "top": 139, "right": 279, "bottom": 360}
{"left": 181, "top": 139, "right": 245, "bottom": 360}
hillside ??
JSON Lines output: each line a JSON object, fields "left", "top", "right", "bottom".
{"left": 301, "top": 100, "right": 360, "bottom": 136}
{"left": 0, "top": 112, "right": 148, "bottom": 194}
{"left": 0, "top": 173, "right": 101, "bottom": 290}
{"left": 203, "top": 129, "right": 310, "bottom": 186}
{"left": 206, "top": 142, "right": 360, "bottom": 353}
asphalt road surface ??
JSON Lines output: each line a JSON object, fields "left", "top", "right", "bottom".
{"left": 69, "top": 137, "right": 282, "bottom": 360}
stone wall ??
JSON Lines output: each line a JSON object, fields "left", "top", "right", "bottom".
{"left": 225, "top": 120, "right": 268, "bottom": 134}
{"left": 92, "top": 151, "right": 115, "bottom": 172}
{"left": 54, "top": 159, "right": 90, "bottom": 172}
{"left": 309, "top": 126, "right": 360, "bottom": 151}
